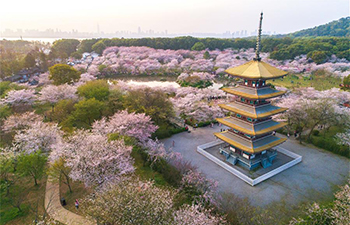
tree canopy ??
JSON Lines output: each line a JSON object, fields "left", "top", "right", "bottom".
{"left": 77, "top": 80, "right": 110, "bottom": 101}
{"left": 49, "top": 64, "right": 80, "bottom": 85}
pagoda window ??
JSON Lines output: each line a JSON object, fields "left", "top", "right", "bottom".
{"left": 245, "top": 134, "right": 251, "bottom": 138}
{"left": 233, "top": 129, "right": 239, "bottom": 133}
{"left": 249, "top": 100, "right": 254, "bottom": 105}
{"left": 230, "top": 146, "right": 236, "bottom": 152}
{"left": 256, "top": 81, "right": 259, "bottom": 87}
{"left": 262, "top": 80, "right": 266, "bottom": 86}
{"left": 247, "top": 117, "right": 253, "bottom": 122}
{"left": 236, "top": 114, "right": 241, "bottom": 118}
{"left": 242, "top": 153, "right": 250, "bottom": 159}
{"left": 241, "top": 97, "right": 245, "bottom": 102}
{"left": 252, "top": 81, "right": 256, "bottom": 87}
{"left": 244, "top": 80, "right": 248, "bottom": 85}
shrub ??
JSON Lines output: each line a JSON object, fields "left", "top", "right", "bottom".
{"left": 310, "top": 137, "right": 349, "bottom": 158}
{"left": 312, "top": 130, "right": 320, "bottom": 136}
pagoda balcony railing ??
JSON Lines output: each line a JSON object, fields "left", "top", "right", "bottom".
{"left": 236, "top": 82, "right": 272, "bottom": 89}
{"left": 234, "top": 99, "right": 271, "bottom": 106}
{"left": 227, "top": 129, "right": 273, "bottom": 140}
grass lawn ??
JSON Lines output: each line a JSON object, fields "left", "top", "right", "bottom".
{"left": 131, "top": 147, "right": 168, "bottom": 186}
{"left": 307, "top": 126, "right": 349, "bottom": 158}
{"left": 268, "top": 73, "right": 342, "bottom": 90}
{"left": 60, "top": 180, "right": 92, "bottom": 216}
{"left": 0, "top": 175, "right": 47, "bottom": 225}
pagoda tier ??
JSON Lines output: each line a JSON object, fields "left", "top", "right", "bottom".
{"left": 222, "top": 85, "right": 286, "bottom": 100}
{"left": 212, "top": 12, "right": 288, "bottom": 170}
{"left": 218, "top": 101, "right": 287, "bottom": 119}
{"left": 216, "top": 117, "right": 287, "bottom": 136}
{"left": 225, "top": 60, "right": 287, "bottom": 80}
{"left": 214, "top": 131, "right": 286, "bottom": 154}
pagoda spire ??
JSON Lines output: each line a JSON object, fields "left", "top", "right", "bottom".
{"left": 254, "top": 12, "right": 263, "bottom": 61}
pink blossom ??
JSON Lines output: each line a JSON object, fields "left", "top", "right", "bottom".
{"left": 51, "top": 130, "right": 134, "bottom": 187}
{"left": 38, "top": 84, "right": 78, "bottom": 104}
{"left": 4, "top": 89, "right": 36, "bottom": 105}
{"left": 92, "top": 110, "right": 158, "bottom": 142}
{"left": 2, "top": 112, "right": 42, "bottom": 132}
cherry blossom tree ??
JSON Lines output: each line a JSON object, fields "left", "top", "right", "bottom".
{"left": 335, "top": 130, "right": 350, "bottom": 147}
{"left": 92, "top": 110, "right": 158, "bottom": 142}
{"left": 2, "top": 112, "right": 42, "bottom": 132}
{"left": 181, "top": 169, "right": 218, "bottom": 206}
{"left": 38, "top": 84, "right": 78, "bottom": 105}
{"left": 13, "top": 121, "right": 63, "bottom": 154}
{"left": 37, "top": 72, "right": 53, "bottom": 86}
{"left": 81, "top": 178, "right": 174, "bottom": 224}
{"left": 290, "top": 180, "right": 350, "bottom": 225}
{"left": 4, "top": 89, "right": 36, "bottom": 106}
{"left": 51, "top": 130, "right": 134, "bottom": 187}
{"left": 276, "top": 87, "right": 350, "bottom": 142}
{"left": 173, "top": 204, "right": 226, "bottom": 225}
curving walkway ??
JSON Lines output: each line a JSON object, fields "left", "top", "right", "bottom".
{"left": 45, "top": 176, "right": 95, "bottom": 225}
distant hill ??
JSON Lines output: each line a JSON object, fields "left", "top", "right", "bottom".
{"left": 289, "top": 17, "right": 349, "bottom": 37}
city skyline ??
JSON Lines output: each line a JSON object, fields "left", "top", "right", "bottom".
{"left": 1, "top": 0, "right": 348, "bottom": 36}
{"left": 0, "top": 26, "right": 277, "bottom": 39}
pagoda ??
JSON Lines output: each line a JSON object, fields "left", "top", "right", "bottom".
{"left": 215, "top": 13, "right": 288, "bottom": 170}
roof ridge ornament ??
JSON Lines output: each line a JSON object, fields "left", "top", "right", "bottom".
{"left": 254, "top": 12, "right": 263, "bottom": 61}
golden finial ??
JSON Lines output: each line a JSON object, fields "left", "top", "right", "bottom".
{"left": 254, "top": 12, "right": 263, "bottom": 61}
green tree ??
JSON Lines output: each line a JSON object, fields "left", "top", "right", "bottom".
{"left": 0, "top": 105, "right": 12, "bottom": 120}
{"left": 0, "top": 81, "right": 11, "bottom": 96}
{"left": 123, "top": 88, "right": 174, "bottom": 124}
{"left": 191, "top": 42, "right": 206, "bottom": 51}
{"left": 77, "top": 80, "right": 110, "bottom": 101}
{"left": 107, "top": 88, "right": 125, "bottom": 114}
{"left": 47, "top": 158, "right": 72, "bottom": 193}
{"left": 203, "top": 51, "right": 210, "bottom": 59}
{"left": 307, "top": 51, "right": 328, "bottom": 64}
{"left": 70, "top": 51, "right": 82, "bottom": 59}
{"left": 51, "top": 39, "right": 80, "bottom": 59}
{"left": 23, "top": 53, "right": 36, "bottom": 68}
{"left": 92, "top": 41, "right": 107, "bottom": 55}
{"left": 342, "top": 74, "right": 350, "bottom": 90}
{"left": 67, "top": 98, "right": 106, "bottom": 128}
{"left": 51, "top": 99, "right": 75, "bottom": 124}
{"left": 77, "top": 39, "right": 101, "bottom": 53}
{"left": 49, "top": 64, "right": 80, "bottom": 85}
{"left": 17, "top": 151, "right": 47, "bottom": 186}
{"left": 0, "top": 153, "right": 16, "bottom": 196}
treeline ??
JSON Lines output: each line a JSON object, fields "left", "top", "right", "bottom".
{"left": 77, "top": 36, "right": 256, "bottom": 53}
{"left": 289, "top": 17, "right": 350, "bottom": 37}
{"left": 0, "top": 40, "right": 50, "bottom": 79}
{"left": 76, "top": 36, "right": 349, "bottom": 62}
{"left": 2, "top": 35, "right": 349, "bottom": 79}
{"left": 269, "top": 37, "right": 350, "bottom": 63}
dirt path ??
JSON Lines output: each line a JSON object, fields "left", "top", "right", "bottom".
{"left": 45, "top": 176, "right": 95, "bottom": 225}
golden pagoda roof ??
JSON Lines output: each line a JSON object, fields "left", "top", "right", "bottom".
{"left": 218, "top": 102, "right": 287, "bottom": 119}
{"left": 216, "top": 117, "right": 287, "bottom": 136}
{"left": 225, "top": 60, "right": 288, "bottom": 80}
{"left": 222, "top": 86, "right": 286, "bottom": 99}
{"left": 214, "top": 131, "right": 287, "bottom": 154}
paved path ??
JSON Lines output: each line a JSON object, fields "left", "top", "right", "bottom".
{"left": 162, "top": 125, "right": 350, "bottom": 207}
{"left": 45, "top": 176, "right": 95, "bottom": 225}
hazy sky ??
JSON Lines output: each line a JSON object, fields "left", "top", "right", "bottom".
{"left": 0, "top": 0, "right": 349, "bottom": 34}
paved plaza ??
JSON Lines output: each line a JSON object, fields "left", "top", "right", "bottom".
{"left": 162, "top": 125, "right": 350, "bottom": 207}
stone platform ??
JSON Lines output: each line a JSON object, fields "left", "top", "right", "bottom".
{"left": 197, "top": 140, "right": 302, "bottom": 186}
